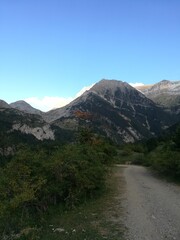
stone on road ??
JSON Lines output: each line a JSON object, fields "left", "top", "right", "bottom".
{"left": 122, "top": 165, "right": 180, "bottom": 240}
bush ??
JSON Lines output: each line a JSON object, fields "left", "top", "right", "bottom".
{"left": 0, "top": 137, "right": 116, "bottom": 235}
{"left": 147, "top": 144, "right": 180, "bottom": 179}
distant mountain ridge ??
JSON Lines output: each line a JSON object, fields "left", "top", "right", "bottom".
{"left": 0, "top": 100, "right": 11, "bottom": 109}
{"left": 10, "top": 100, "right": 43, "bottom": 115}
{"left": 139, "top": 80, "right": 180, "bottom": 110}
{"left": 1, "top": 79, "right": 180, "bottom": 144}
{"left": 144, "top": 80, "right": 180, "bottom": 95}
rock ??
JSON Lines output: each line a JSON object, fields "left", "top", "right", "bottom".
{"left": 12, "top": 123, "right": 55, "bottom": 140}
{"left": 53, "top": 228, "right": 65, "bottom": 233}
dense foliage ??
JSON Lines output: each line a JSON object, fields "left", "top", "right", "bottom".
{"left": 116, "top": 123, "right": 180, "bottom": 180}
{"left": 0, "top": 129, "right": 116, "bottom": 236}
{"left": 144, "top": 125, "right": 180, "bottom": 179}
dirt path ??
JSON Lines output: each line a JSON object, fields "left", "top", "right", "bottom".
{"left": 122, "top": 165, "right": 180, "bottom": 240}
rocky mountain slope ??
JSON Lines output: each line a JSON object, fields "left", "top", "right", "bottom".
{"left": 0, "top": 100, "right": 11, "bottom": 109}
{"left": 0, "top": 102, "right": 74, "bottom": 155}
{"left": 139, "top": 80, "right": 180, "bottom": 113}
{"left": 1, "top": 79, "right": 179, "bottom": 145}
{"left": 44, "top": 80, "right": 177, "bottom": 143}
{"left": 0, "top": 107, "right": 54, "bottom": 141}
{"left": 10, "top": 100, "right": 43, "bottom": 115}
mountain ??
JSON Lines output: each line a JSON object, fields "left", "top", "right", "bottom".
{"left": 0, "top": 100, "right": 11, "bottom": 109}
{"left": 10, "top": 100, "right": 43, "bottom": 115}
{"left": 44, "top": 79, "right": 177, "bottom": 143}
{"left": 0, "top": 105, "right": 75, "bottom": 156}
{"left": 1, "top": 100, "right": 54, "bottom": 143}
{"left": 139, "top": 80, "right": 180, "bottom": 112}
{"left": 1, "top": 79, "right": 179, "bottom": 145}
{"left": 0, "top": 107, "right": 54, "bottom": 141}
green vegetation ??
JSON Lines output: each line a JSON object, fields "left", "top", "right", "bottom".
{"left": 114, "top": 142, "right": 146, "bottom": 165}
{"left": 1, "top": 105, "right": 179, "bottom": 239}
{"left": 0, "top": 128, "right": 117, "bottom": 239}
{"left": 115, "top": 123, "right": 180, "bottom": 181}
{"left": 144, "top": 125, "right": 180, "bottom": 180}
{"left": 23, "top": 166, "right": 124, "bottom": 240}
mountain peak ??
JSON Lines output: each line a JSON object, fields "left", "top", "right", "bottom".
{"left": 144, "top": 80, "right": 180, "bottom": 95}
{"left": 88, "top": 79, "right": 149, "bottom": 105}
{"left": 10, "top": 100, "right": 43, "bottom": 115}
{"left": 0, "top": 100, "right": 11, "bottom": 109}
{"left": 140, "top": 80, "right": 180, "bottom": 109}
{"left": 161, "top": 79, "right": 171, "bottom": 83}
{"left": 91, "top": 79, "right": 129, "bottom": 91}
{"left": 11, "top": 100, "right": 32, "bottom": 107}
{"left": 90, "top": 79, "right": 134, "bottom": 96}
{"left": 46, "top": 78, "right": 175, "bottom": 143}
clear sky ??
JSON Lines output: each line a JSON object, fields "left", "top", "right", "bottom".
{"left": 1, "top": 0, "right": 180, "bottom": 111}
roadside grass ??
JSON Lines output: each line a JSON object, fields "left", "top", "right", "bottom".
{"left": 15, "top": 166, "right": 125, "bottom": 240}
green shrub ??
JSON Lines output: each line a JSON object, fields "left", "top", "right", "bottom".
{"left": 147, "top": 144, "right": 180, "bottom": 179}
{"left": 0, "top": 137, "right": 115, "bottom": 235}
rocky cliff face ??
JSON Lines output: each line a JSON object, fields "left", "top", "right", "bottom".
{"left": 12, "top": 123, "right": 55, "bottom": 141}
{"left": 0, "top": 108, "right": 54, "bottom": 141}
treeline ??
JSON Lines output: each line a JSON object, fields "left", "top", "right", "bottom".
{"left": 116, "top": 123, "right": 180, "bottom": 180}
{"left": 0, "top": 129, "right": 116, "bottom": 236}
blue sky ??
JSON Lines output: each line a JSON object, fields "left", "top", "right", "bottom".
{"left": 1, "top": 0, "right": 180, "bottom": 111}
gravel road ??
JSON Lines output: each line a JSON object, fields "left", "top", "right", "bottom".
{"left": 122, "top": 165, "right": 180, "bottom": 240}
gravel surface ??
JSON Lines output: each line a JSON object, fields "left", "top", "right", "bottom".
{"left": 122, "top": 165, "right": 180, "bottom": 240}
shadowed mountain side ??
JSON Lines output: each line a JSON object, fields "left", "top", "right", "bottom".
{"left": 44, "top": 80, "right": 176, "bottom": 143}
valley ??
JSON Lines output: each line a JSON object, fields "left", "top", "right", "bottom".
{"left": 0, "top": 79, "right": 180, "bottom": 239}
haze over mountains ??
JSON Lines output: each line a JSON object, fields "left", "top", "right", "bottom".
{"left": 0, "top": 79, "right": 180, "bottom": 145}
